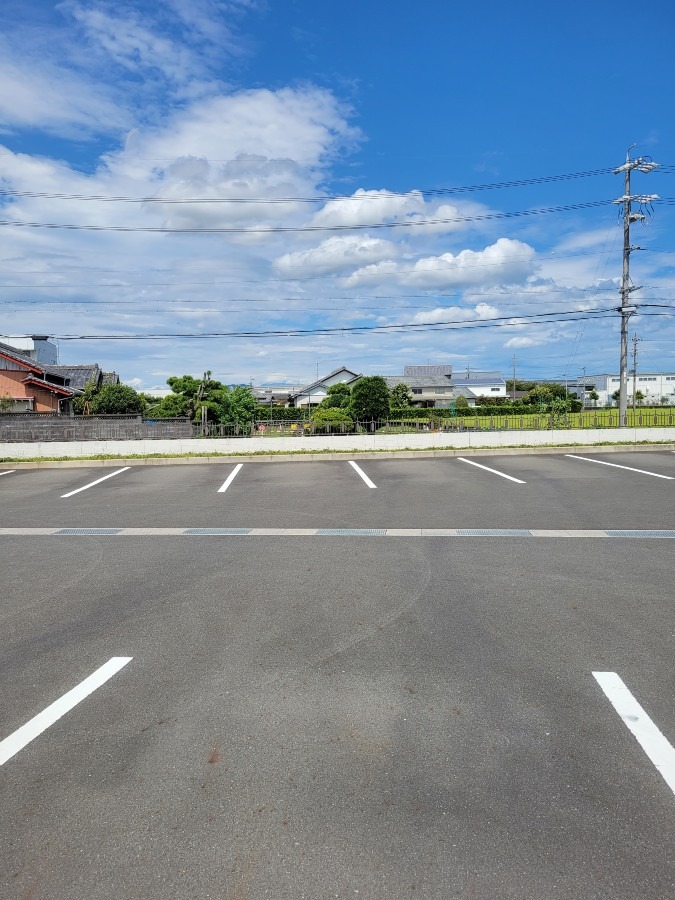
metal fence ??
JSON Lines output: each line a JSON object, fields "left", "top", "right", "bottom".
{"left": 198, "top": 409, "right": 675, "bottom": 438}
{"left": 3, "top": 409, "right": 674, "bottom": 443}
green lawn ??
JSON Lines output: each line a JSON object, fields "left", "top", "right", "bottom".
{"left": 438, "top": 408, "right": 675, "bottom": 431}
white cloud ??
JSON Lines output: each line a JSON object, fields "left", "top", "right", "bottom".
{"left": 0, "top": 36, "right": 130, "bottom": 137}
{"left": 274, "top": 235, "right": 398, "bottom": 276}
{"left": 310, "top": 190, "right": 493, "bottom": 235}
{"left": 104, "top": 87, "right": 358, "bottom": 183}
{"left": 311, "top": 189, "right": 425, "bottom": 228}
{"left": 503, "top": 336, "right": 547, "bottom": 348}
{"left": 346, "top": 238, "right": 536, "bottom": 289}
{"left": 408, "top": 303, "right": 499, "bottom": 325}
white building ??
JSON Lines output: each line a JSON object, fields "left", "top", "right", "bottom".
{"left": 574, "top": 373, "right": 675, "bottom": 406}
{"left": 0, "top": 335, "right": 58, "bottom": 365}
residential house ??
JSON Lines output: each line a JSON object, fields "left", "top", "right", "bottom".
{"left": 0, "top": 341, "right": 76, "bottom": 413}
{"left": 286, "top": 367, "right": 361, "bottom": 408}
{"left": 383, "top": 366, "right": 506, "bottom": 408}
{"left": 0, "top": 340, "right": 119, "bottom": 414}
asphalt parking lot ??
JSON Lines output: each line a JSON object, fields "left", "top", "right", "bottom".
{"left": 1, "top": 451, "right": 674, "bottom": 899}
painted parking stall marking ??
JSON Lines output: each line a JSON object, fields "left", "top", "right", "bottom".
{"left": 348, "top": 460, "right": 377, "bottom": 488}
{"left": 217, "top": 463, "right": 243, "bottom": 493}
{"left": 3, "top": 528, "right": 675, "bottom": 538}
{"left": 0, "top": 656, "right": 132, "bottom": 766}
{"left": 61, "top": 467, "right": 131, "bottom": 498}
{"left": 566, "top": 455, "right": 674, "bottom": 480}
{"left": 593, "top": 672, "right": 675, "bottom": 797}
{"left": 456, "top": 457, "right": 526, "bottom": 484}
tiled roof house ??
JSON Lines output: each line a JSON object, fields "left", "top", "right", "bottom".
{"left": 0, "top": 341, "right": 119, "bottom": 414}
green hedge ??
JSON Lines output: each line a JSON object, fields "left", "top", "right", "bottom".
{"left": 389, "top": 400, "right": 583, "bottom": 417}
{"left": 255, "top": 406, "right": 308, "bottom": 421}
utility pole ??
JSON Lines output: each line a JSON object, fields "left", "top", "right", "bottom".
{"left": 631, "top": 333, "right": 639, "bottom": 414}
{"left": 613, "top": 146, "right": 659, "bottom": 426}
{"left": 512, "top": 354, "right": 516, "bottom": 402}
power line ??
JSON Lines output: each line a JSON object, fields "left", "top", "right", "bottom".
{"left": 0, "top": 167, "right": 628, "bottom": 205}
{"left": 0, "top": 198, "right": 623, "bottom": 234}
{"left": 12, "top": 308, "right": 626, "bottom": 341}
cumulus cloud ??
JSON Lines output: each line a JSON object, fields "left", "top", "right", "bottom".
{"left": 345, "top": 238, "right": 536, "bottom": 289}
{"left": 274, "top": 235, "right": 399, "bottom": 276}
{"left": 406, "top": 302, "right": 499, "bottom": 325}
{"left": 310, "top": 190, "right": 493, "bottom": 235}
{"left": 105, "top": 87, "right": 358, "bottom": 183}
{"left": 311, "top": 189, "right": 425, "bottom": 228}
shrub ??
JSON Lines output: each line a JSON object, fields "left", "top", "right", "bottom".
{"left": 310, "top": 407, "right": 354, "bottom": 433}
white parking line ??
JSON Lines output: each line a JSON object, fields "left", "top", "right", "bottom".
{"left": 456, "top": 457, "right": 526, "bottom": 484}
{"left": 0, "top": 657, "right": 132, "bottom": 766}
{"left": 0, "top": 470, "right": 16, "bottom": 476}
{"left": 593, "top": 672, "right": 675, "bottom": 797}
{"left": 349, "top": 460, "right": 377, "bottom": 488}
{"left": 566, "top": 455, "right": 673, "bottom": 480}
{"left": 217, "top": 463, "right": 243, "bottom": 493}
{"left": 61, "top": 467, "right": 131, "bottom": 498}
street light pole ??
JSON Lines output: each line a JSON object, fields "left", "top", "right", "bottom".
{"left": 613, "top": 147, "right": 659, "bottom": 426}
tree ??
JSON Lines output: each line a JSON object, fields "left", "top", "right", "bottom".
{"left": 389, "top": 382, "right": 412, "bottom": 409}
{"left": 72, "top": 376, "right": 100, "bottom": 414}
{"left": 154, "top": 374, "right": 257, "bottom": 425}
{"left": 320, "top": 383, "right": 351, "bottom": 409}
{"left": 165, "top": 374, "right": 209, "bottom": 420}
{"left": 505, "top": 379, "right": 537, "bottom": 392}
{"left": 0, "top": 394, "right": 15, "bottom": 413}
{"left": 220, "top": 385, "right": 257, "bottom": 426}
{"left": 588, "top": 390, "right": 599, "bottom": 407}
{"left": 90, "top": 383, "right": 145, "bottom": 415}
{"left": 152, "top": 393, "right": 191, "bottom": 419}
{"left": 348, "top": 376, "right": 391, "bottom": 422}
{"left": 634, "top": 390, "right": 645, "bottom": 406}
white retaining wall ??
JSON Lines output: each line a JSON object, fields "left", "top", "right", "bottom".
{"left": 2, "top": 427, "right": 675, "bottom": 460}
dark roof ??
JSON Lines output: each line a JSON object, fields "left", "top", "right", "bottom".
{"left": 403, "top": 365, "right": 453, "bottom": 377}
{"left": 49, "top": 365, "right": 101, "bottom": 391}
{"left": 451, "top": 371, "right": 505, "bottom": 387}
{"left": 382, "top": 375, "right": 453, "bottom": 389}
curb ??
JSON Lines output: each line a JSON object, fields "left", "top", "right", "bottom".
{"left": 1, "top": 441, "right": 674, "bottom": 470}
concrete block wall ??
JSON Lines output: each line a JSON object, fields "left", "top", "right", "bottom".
{"left": 2, "top": 427, "right": 675, "bottom": 460}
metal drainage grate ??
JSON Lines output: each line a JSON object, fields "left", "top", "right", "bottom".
{"left": 56, "top": 528, "right": 123, "bottom": 535}
{"left": 316, "top": 529, "right": 387, "bottom": 536}
{"left": 605, "top": 530, "right": 675, "bottom": 538}
{"left": 457, "top": 529, "right": 532, "bottom": 537}
{"left": 183, "top": 528, "right": 252, "bottom": 535}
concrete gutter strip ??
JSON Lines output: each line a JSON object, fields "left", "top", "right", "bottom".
{"left": 1, "top": 428, "right": 675, "bottom": 468}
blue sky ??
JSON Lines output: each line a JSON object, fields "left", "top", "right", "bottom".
{"left": 1, "top": 0, "right": 674, "bottom": 390}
